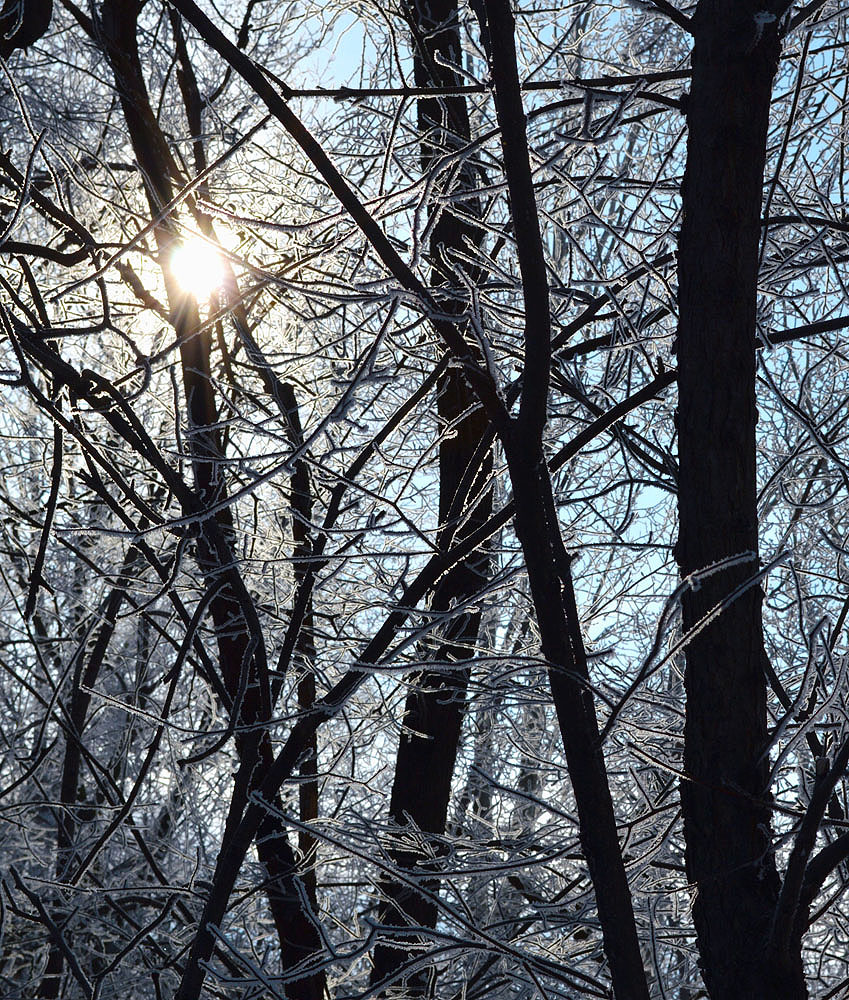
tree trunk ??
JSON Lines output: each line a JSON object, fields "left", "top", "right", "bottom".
{"left": 675, "top": 5, "right": 806, "bottom": 997}
{"left": 370, "top": 1, "right": 492, "bottom": 992}
{"left": 97, "top": 5, "right": 325, "bottom": 997}
{"left": 474, "top": 1, "right": 651, "bottom": 994}
{"left": 506, "top": 449, "right": 651, "bottom": 1000}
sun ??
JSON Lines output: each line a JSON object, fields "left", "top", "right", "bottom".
{"left": 170, "top": 235, "right": 226, "bottom": 300}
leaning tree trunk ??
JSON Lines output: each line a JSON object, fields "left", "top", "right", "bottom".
{"left": 481, "top": 1, "right": 651, "bottom": 996}
{"left": 675, "top": 5, "right": 806, "bottom": 998}
{"left": 370, "top": 0, "right": 492, "bottom": 993}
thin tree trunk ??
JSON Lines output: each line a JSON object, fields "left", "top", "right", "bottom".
{"left": 370, "top": 1, "right": 492, "bottom": 992}
{"left": 675, "top": 5, "right": 806, "bottom": 997}
{"left": 169, "top": 3, "right": 323, "bottom": 912}
{"left": 97, "top": 5, "right": 325, "bottom": 996}
{"left": 482, "top": 1, "right": 650, "bottom": 995}
{"left": 506, "top": 453, "right": 650, "bottom": 1000}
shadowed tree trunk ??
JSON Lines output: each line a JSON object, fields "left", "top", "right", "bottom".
{"left": 480, "top": 1, "right": 650, "bottom": 996}
{"left": 370, "top": 1, "right": 492, "bottom": 992}
{"left": 91, "top": 4, "right": 326, "bottom": 997}
{"left": 675, "top": 4, "right": 806, "bottom": 997}
{"left": 0, "top": 0, "right": 52, "bottom": 58}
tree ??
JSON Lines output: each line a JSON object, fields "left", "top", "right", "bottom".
{"left": 369, "top": 1, "right": 493, "bottom": 993}
{"left": 675, "top": 4, "right": 800, "bottom": 997}
{"left": 2, "top": 1, "right": 849, "bottom": 999}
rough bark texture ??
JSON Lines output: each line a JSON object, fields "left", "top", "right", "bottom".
{"left": 370, "top": 0, "right": 491, "bottom": 991}
{"left": 675, "top": 5, "right": 806, "bottom": 997}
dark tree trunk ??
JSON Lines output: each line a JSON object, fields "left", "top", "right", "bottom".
{"left": 482, "top": 2, "right": 650, "bottom": 996}
{"left": 95, "top": 5, "right": 325, "bottom": 997}
{"left": 675, "top": 5, "right": 806, "bottom": 998}
{"left": 505, "top": 449, "right": 650, "bottom": 1000}
{"left": 0, "top": 0, "right": 52, "bottom": 58}
{"left": 370, "top": 0, "right": 492, "bottom": 992}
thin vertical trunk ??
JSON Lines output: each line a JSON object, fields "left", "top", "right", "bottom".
{"left": 506, "top": 454, "right": 650, "bottom": 1000}
{"left": 675, "top": 6, "right": 805, "bottom": 997}
{"left": 170, "top": 3, "right": 323, "bottom": 912}
{"left": 290, "top": 409, "right": 320, "bottom": 909}
{"left": 482, "top": 1, "right": 650, "bottom": 995}
{"left": 370, "top": 1, "right": 492, "bottom": 992}
{"left": 96, "top": 5, "right": 324, "bottom": 996}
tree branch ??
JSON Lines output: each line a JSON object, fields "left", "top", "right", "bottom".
{"left": 641, "top": 0, "right": 693, "bottom": 33}
{"left": 772, "top": 738, "right": 849, "bottom": 953}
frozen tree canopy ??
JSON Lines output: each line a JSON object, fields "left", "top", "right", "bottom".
{"left": 1, "top": 2, "right": 848, "bottom": 998}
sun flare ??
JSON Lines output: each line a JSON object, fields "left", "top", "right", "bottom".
{"left": 170, "top": 236, "right": 225, "bottom": 300}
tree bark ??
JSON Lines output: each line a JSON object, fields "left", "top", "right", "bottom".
{"left": 370, "top": 1, "right": 492, "bottom": 992}
{"left": 97, "top": 5, "right": 325, "bottom": 997}
{"left": 675, "top": 5, "right": 806, "bottom": 997}
{"left": 483, "top": 2, "right": 649, "bottom": 995}
{"left": 0, "top": 0, "right": 52, "bottom": 58}
{"left": 505, "top": 449, "right": 650, "bottom": 1000}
